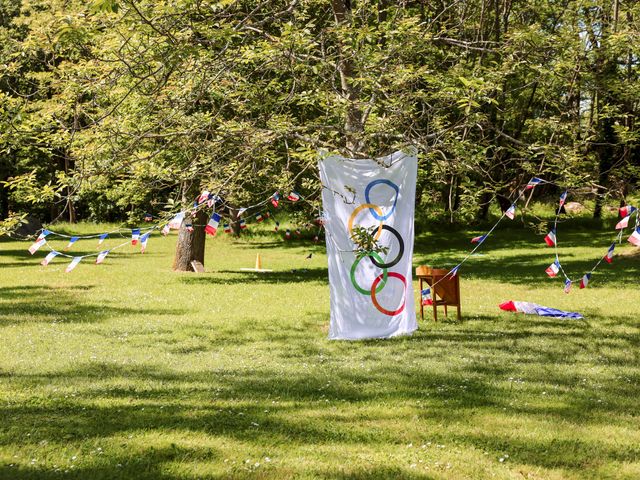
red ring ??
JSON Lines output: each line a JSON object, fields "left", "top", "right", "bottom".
{"left": 370, "top": 272, "right": 407, "bottom": 316}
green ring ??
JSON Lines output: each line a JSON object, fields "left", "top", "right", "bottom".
{"left": 350, "top": 252, "right": 388, "bottom": 295}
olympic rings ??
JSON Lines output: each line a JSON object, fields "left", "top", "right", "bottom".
{"left": 368, "top": 225, "right": 404, "bottom": 269}
{"left": 347, "top": 203, "right": 383, "bottom": 242}
{"left": 371, "top": 272, "right": 407, "bottom": 316}
{"left": 365, "top": 179, "right": 399, "bottom": 221}
{"left": 350, "top": 252, "right": 388, "bottom": 295}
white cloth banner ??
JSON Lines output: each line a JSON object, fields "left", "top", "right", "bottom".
{"left": 319, "top": 150, "right": 418, "bottom": 340}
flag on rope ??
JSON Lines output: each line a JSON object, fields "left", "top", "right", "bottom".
{"left": 255, "top": 213, "right": 263, "bottom": 223}
{"left": 526, "top": 177, "right": 543, "bottom": 189}
{"left": 499, "top": 301, "right": 583, "bottom": 319}
{"left": 471, "top": 234, "right": 487, "bottom": 244}
{"left": 197, "top": 191, "right": 210, "bottom": 205}
{"left": 131, "top": 229, "right": 140, "bottom": 245}
{"left": 450, "top": 265, "right": 460, "bottom": 277}
{"left": 265, "top": 212, "right": 271, "bottom": 219}
{"left": 545, "top": 260, "right": 560, "bottom": 277}
{"left": 579, "top": 272, "right": 591, "bottom": 289}
{"left": 285, "top": 229, "right": 291, "bottom": 239}
{"left": 295, "top": 228, "right": 301, "bottom": 236}
{"left": 559, "top": 191, "right": 568, "bottom": 208}
{"left": 223, "top": 223, "right": 231, "bottom": 234}
{"left": 28, "top": 238, "right": 46, "bottom": 255}
{"left": 313, "top": 235, "right": 319, "bottom": 243}
{"left": 65, "top": 256, "right": 82, "bottom": 273}
{"left": 168, "top": 212, "right": 185, "bottom": 229}
{"left": 604, "top": 243, "right": 615, "bottom": 264}
{"left": 36, "top": 229, "right": 50, "bottom": 241}
{"left": 239, "top": 219, "right": 247, "bottom": 230}
{"left": 271, "top": 192, "right": 280, "bottom": 208}
{"left": 274, "top": 221, "right": 280, "bottom": 232}
{"left": 161, "top": 224, "right": 170, "bottom": 236}
{"left": 65, "top": 236, "right": 80, "bottom": 250}
{"left": 96, "top": 250, "right": 109, "bottom": 264}
{"left": 140, "top": 232, "right": 150, "bottom": 253}
{"left": 615, "top": 216, "right": 630, "bottom": 230}
{"left": 628, "top": 227, "right": 640, "bottom": 246}
{"left": 563, "top": 279, "right": 572, "bottom": 294}
{"left": 41, "top": 251, "right": 59, "bottom": 266}
{"left": 544, "top": 229, "right": 557, "bottom": 247}
{"left": 421, "top": 288, "right": 433, "bottom": 306}
{"left": 619, "top": 205, "right": 636, "bottom": 217}
{"left": 144, "top": 213, "right": 153, "bottom": 222}
{"left": 185, "top": 223, "right": 194, "bottom": 232}
{"left": 505, "top": 204, "right": 516, "bottom": 220}
{"left": 287, "top": 191, "right": 300, "bottom": 202}
{"left": 98, "top": 233, "right": 108, "bottom": 245}
{"left": 205, "top": 213, "right": 221, "bottom": 236}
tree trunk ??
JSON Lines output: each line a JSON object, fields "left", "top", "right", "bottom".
{"left": 228, "top": 208, "right": 242, "bottom": 235}
{"left": 172, "top": 208, "right": 207, "bottom": 271}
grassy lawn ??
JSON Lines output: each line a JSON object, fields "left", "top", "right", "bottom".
{"left": 1, "top": 215, "right": 639, "bottom": 479}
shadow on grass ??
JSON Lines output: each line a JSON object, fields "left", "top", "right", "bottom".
{"left": 180, "top": 268, "right": 329, "bottom": 286}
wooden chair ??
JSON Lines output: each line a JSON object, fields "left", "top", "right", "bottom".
{"left": 416, "top": 265, "right": 461, "bottom": 321}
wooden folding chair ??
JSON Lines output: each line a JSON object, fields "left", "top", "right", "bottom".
{"left": 416, "top": 266, "right": 461, "bottom": 321}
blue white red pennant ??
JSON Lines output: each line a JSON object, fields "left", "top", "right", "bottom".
{"left": 285, "top": 229, "right": 291, "bottom": 239}
{"left": 295, "top": 228, "right": 301, "bottom": 236}
{"left": 98, "top": 233, "right": 108, "bottom": 245}
{"left": 604, "top": 243, "right": 615, "bottom": 264}
{"left": 526, "top": 177, "right": 543, "bottom": 189}
{"left": 144, "top": 213, "right": 153, "bottom": 222}
{"left": 161, "top": 224, "right": 170, "bottom": 236}
{"left": 41, "top": 251, "right": 59, "bottom": 266}
{"left": 255, "top": 213, "right": 263, "bottom": 223}
{"left": 131, "top": 229, "right": 140, "bottom": 245}
{"left": 544, "top": 229, "right": 557, "bottom": 247}
{"left": 471, "top": 234, "right": 487, "bottom": 244}
{"left": 579, "top": 272, "right": 591, "bottom": 289}
{"left": 239, "top": 219, "right": 247, "bottom": 230}
{"left": 559, "top": 191, "right": 568, "bottom": 208}
{"left": 563, "top": 279, "right": 572, "bottom": 294}
{"left": 140, "top": 233, "right": 150, "bottom": 253}
{"left": 450, "top": 265, "right": 459, "bottom": 277}
{"left": 505, "top": 204, "right": 516, "bottom": 220}
{"left": 615, "top": 216, "right": 630, "bottom": 230}
{"left": 287, "top": 192, "right": 300, "bottom": 202}
{"left": 36, "top": 229, "right": 50, "bottom": 241}
{"left": 545, "top": 260, "right": 560, "bottom": 277}
{"left": 628, "top": 227, "right": 640, "bottom": 246}
{"left": 28, "top": 238, "right": 46, "bottom": 255}
{"left": 66, "top": 236, "right": 80, "bottom": 250}
{"left": 619, "top": 205, "right": 636, "bottom": 217}
{"left": 271, "top": 192, "right": 280, "bottom": 208}
{"left": 96, "top": 250, "right": 109, "bottom": 264}
{"left": 205, "top": 213, "right": 221, "bottom": 236}
{"left": 65, "top": 256, "right": 82, "bottom": 273}
{"left": 185, "top": 223, "right": 194, "bottom": 232}
{"left": 421, "top": 288, "right": 432, "bottom": 306}
{"left": 223, "top": 223, "right": 231, "bottom": 234}
{"left": 274, "top": 221, "right": 280, "bottom": 232}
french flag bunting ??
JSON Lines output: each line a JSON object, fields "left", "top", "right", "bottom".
{"left": 264, "top": 212, "right": 271, "bottom": 219}
{"left": 421, "top": 288, "right": 433, "bottom": 306}
{"left": 559, "top": 191, "right": 568, "bottom": 208}
{"left": 274, "top": 221, "right": 280, "bottom": 232}
{"left": 471, "top": 234, "right": 487, "bottom": 244}
{"left": 285, "top": 229, "right": 291, "bottom": 239}
{"left": 223, "top": 223, "right": 231, "bottom": 234}
{"left": 65, "top": 256, "right": 82, "bottom": 273}
{"left": 239, "top": 219, "right": 247, "bottom": 229}
{"left": 255, "top": 213, "right": 263, "bottom": 223}
{"left": 185, "top": 223, "right": 194, "bottom": 232}
{"left": 205, "top": 213, "right": 221, "bottom": 236}
{"left": 287, "top": 191, "right": 300, "bottom": 202}
{"left": 450, "top": 265, "right": 460, "bottom": 277}
{"left": 628, "top": 227, "right": 640, "bottom": 246}
{"left": 36, "top": 229, "right": 50, "bottom": 241}
{"left": 313, "top": 235, "right": 319, "bottom": 243}
{"left": 526, "top": 177, "right": 543, "bottom": 189}
{"left": 295, "top": 228, "right": 301, "bottom": 236}
{"left": 41, "top": 251, "right": 59, "bottom": 266}
{"left": 28, "top": 238, "right": 47, "bottom": 255}
{"left": 563, "top": 279, "right": 572, "bottom": 294}
{"left": 143, "top": 213, "right": 153, "bottom": 222}
{"left": 96, "top": 250, "right": 109, "bottom": 264}
{"left": 65, "top": 236, "right": 80, "bottom": 250}
{"left": 544, "top": 229, "right": 557, "bottom": 247}
{"left": 619, "top": 205, "right": 636, "bottom": 218}
{"left": 98, "top": 233, "right": 108, "bottom": 245}
{"left": 545, "top": 260, "right": 560, "bottom": 277}
{"left": 131, "top": 229, "right": 140, "bottom": 245}
{"left": 168, "top": 212, "right": 185, "bottom": 229}
{"left": 161, "top": 224, "right": 170, "bottom": 236}
{"left": 579, "top": 272, "right": 591, "bottom": 289}
{"left": 197, "top": 190, "right": 210, "bottom": 205}
{"left": 615, "top": 216, "right": 630, "bottom": 230}
{"left": 271, "top": 192, "right": 280, "bottom": 208}
{"left": 604, "top": 243, "right": 615, "bottom": 264}
{"left": 140, "top": 232, "right": 150, "bottom": 253}
{"left": 505, "top": 204, "right": 516, "bottom": 220}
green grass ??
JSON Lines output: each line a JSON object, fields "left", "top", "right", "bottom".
{"left": 1, "top": 216, "right": 639, "bottom": 479}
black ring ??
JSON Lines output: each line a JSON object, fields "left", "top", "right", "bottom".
{"left": 368, "top": 225, "right": 404, "bottom": 269}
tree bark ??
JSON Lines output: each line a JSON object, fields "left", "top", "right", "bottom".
{"left": 172, "top": 207, "right": 207, "bottom": 271}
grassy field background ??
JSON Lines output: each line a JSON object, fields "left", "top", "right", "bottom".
{"left": 1, "top": 211, "right": 639, "bottom": 479}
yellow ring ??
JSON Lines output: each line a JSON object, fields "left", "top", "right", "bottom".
{"left": 348, "top": 204, "right": 384, "bottom": 242}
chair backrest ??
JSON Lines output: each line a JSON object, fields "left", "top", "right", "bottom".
{"left": 416, "top": 265, "right": 460, "bottom": 304}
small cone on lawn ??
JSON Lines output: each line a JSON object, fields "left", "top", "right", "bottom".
{"left": 255, "top": 253, "right": 262, "bottom": 270}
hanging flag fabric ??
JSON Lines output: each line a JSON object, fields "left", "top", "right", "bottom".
{"left": 36, "top": 229, "right": 51, "bottom": 241}
{"left": 223, "top": 223, "right": 231, "bottom": 233}
{"left": 131, "top": 229, "right": 140, "bottom": 245}
{"left": 505, "top": 204, "right": 516, "bottom": 220}
{"left": 471, "top": 235, "right": 487, "bottom": 244}
{"left": 604, "top": 243, "right": 615, "bottom": 263}
{"left": 285, "top": 229, "right": 291, "bottom": 239}
{"left": 255, "top": 213, "right": 263, "bottom": 223}
{"left": 65, "top": 236, "right": 80, "bottom": 250}
{"left": 144, "top": 213, "right": 153, "bottom": 222}
{"left": 579, "top": 272, "right": 591, "bottom": 289}
{"left": 205, "top": 213, "right": 221, "bottom": 236}
{"left": 185, "top": 223, "right": 194, "bottom": 232}
{"left": 140, "top": 233, "right": 150, "bottom": 253}
{"left": 98, "top": 233, "right": 108, "bottom": 245}
{"left": 295, "top": 228, "right": 301, "bottom": 236}
{"left": 65, "top": 256, "right": 82, "bottom": 273}
{"left": 559, "top": 191, "right": 568, "bottom": 208}
{"left": 450, "top": 265, "right": 459, "bottom": 277}
{"left": 628, "top": 227, "right": 640, "bottom": 246}
{"left": 265, "top": 212, "right": 271, "bottom": 219}
{"left": 161, "top": 224, "right": 170, "bottom": 236}
{"left": 615, "top": 216, "right": 630, "bottom": 230}
{"left": 28, "top": 238, "right": 47, "bottom": 255}
{"left": 319, "top": 150, "right": 418, "bottom": 340}
{"left": 287, "top": 192, "right": 300, "bottom": 202}
{"left": 619, "top": 205, "right": 636, "bottom": 217}
{"left": 313, "top": 235, "right": 319, "bottom": 243}
{"left": 271, "top": 192, "right": 280, "bottom": 207}
{"left": 239, "top": 219, "right": 247, "bottom": 230}
{"left": 421, "top": 288, "right": 432, "bottom": 306}
{"left": 544, "top": 229, "right": 557, "bottom": 247}
{"left": 563, "top": 279, "right": 572, "bottom": 294}
{"left": 499, "top": 301, "right": 583, "bottom": 319}
{"left": 526, "top": 177, "right": 543, "bottom": 189}
{"left": 96, "top": 250, "right": 109, "bottom": 264}
{"left": 274, "top": 221, "right": 280, "bottom": 232}
{"left": 168, "top": 212, "right": 185, "bottom": 229}
{"left": 41, "top": 251, "right": 59, "bottom": 266}
{"left": 545, "top": 260, "right": 560, "bottom": 277}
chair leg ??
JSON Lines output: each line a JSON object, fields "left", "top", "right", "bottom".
{"left": 432, "top": 302, "right": 437, "bottom": 322}
{"left": 457, "top": 304, "right": 461, "bottom": 321}
{"left": 419, "top": 279, "right": 424, "bottom": 320}
{"left": 444, "top": 304, "right": 448, "bottom": 317}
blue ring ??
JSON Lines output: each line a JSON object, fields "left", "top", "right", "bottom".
{"left": 364, "top": 179, "right": 399, "bottom": 220}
